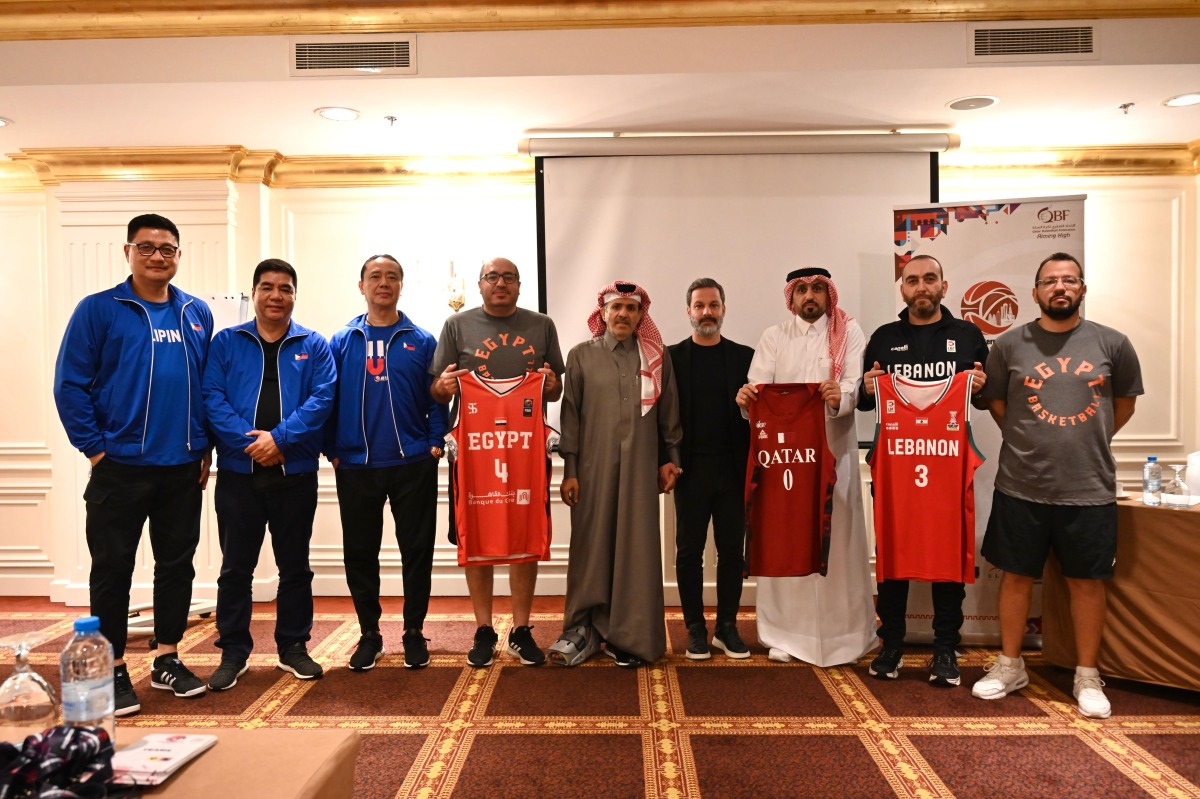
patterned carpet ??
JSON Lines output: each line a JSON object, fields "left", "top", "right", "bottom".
{"left": 3, "top": 608, "right": 1199, "bottom": 799}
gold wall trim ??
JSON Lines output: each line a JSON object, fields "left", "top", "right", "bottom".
{"left": 2, "top": 147, "right": 535, "bottom": 188}
{"left": 941, "top": 144, "right": 1200, "bottom": 177}
{"left": 269, "top": 155, "right": 535, "bottom": 188}
{"left": 5, "top": 146, "right": 263, "bottom": 185}
{"left": 2, "top": 0, "right": 1198, "bottom": 40}
{"left": 3, "top": 144, "right": 1194, "bottom": 192}
{"left": 0, "top": 160, "right": 43, "bottom": 192}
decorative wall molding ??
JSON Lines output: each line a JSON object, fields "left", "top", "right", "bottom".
{"left": 941, "top": 142, "right": 1200, "bottom": 177}
{"left": 1, "top": 0, "right": 1197, "bottom": 40}
{"left": 3, "top": 148, "right": 535, "bottom": 189}
{"left": 5, "top": 146, "right": 280, "bottom": 186}
{"left": 0, "top": 161, "right": 42, "bottom": 192}
{"left": 3, "top": 145, "right": 1195, "bottom": 194}
{"left": 269, "top": 155, "right": 534, "bottom": 188}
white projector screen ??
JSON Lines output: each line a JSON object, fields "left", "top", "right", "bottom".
{"left": 540, "top": 152, "right": 933, "bottom": 439}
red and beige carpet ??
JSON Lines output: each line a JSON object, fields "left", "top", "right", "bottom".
{"left": 3, "top": 602, "right": 1198, "bottom": 799}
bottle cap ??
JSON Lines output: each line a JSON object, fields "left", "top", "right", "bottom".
{"left": 1148, "top": 456, "right": 1158, "bottom": 462}
{"left": 73, "top": 615, "right": 101, "bottom": 633}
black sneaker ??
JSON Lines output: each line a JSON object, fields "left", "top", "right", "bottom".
{"left": 604, "top": 643, "right": 643, "bottom": 668}
{"left": 150, "top": 654, "right": 207, "bottom": 697}
{"left": 349, "top": 632, "right": 384, "bottom": 671}
{"left": 468, "top": 625, "right": 498, "bottom": 668}
{"left": 402, "top": 629, "right": 429, "bottom": 669}
{"left": 113, "top": 664, "right": 140, "bottom": 716}
{"left": 277, "top": 642, "right": 324, "bottom": 679}
{"left": 712, "top": 622, "right": 750, "bottom": 659}
{"left": 685, "top": 623, "right": 711, "bottom": 660}
{"left": 207, "top": 660, "right": 249, "bottom": 692}
{"left": 869, "top": 646, "right": 903, "bottom": 680}
{"left": 929, "top": 647, "right": 961, "bottom": 687}
{"left": 507, "top": 625, "right": 546, "bottom": 666}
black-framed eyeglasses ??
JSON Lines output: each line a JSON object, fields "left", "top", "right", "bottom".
{"left": 480, "top": 272, "right": 519, "bottom": 285}
{"left": 1034, "top": 276, "right": 1083, "bottom": 289}
{"left": 129, "top": 242, "right": 180, "bottom": 259}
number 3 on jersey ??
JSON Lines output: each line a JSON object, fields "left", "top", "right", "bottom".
{"left": 914, "top": 464, "right": 928, "bottom": 487}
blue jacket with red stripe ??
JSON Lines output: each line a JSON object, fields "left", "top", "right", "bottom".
{"left": 324, "top": 312, "right": 447, "bottom": 466}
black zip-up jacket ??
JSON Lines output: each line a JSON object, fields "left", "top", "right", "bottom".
{"left": 857, "top": 305, "right": 990, "bottom": 412}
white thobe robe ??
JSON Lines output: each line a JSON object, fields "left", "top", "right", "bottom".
{"left": 748, "top": 314, "right": 876, "bottom": 667}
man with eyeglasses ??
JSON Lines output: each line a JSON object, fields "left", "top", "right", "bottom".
{"left": 202, "top": 259, "right": 336, "bottom": 690}
{"left": 971, "top": 252, "right": 1142, "bottom": 719}
{"left": 857, "top": 255, "right": 989, "bottom": 688}
{"left": 54, "top": 213, "right": 213, "bottom": 715}
{"left": 430, "top": 257, "right": 564, "bottom": 668}
{"left": 325, "top": 255, "right": 447, "bottom": 672}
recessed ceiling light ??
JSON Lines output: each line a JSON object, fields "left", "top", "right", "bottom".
{"left": 0, "top": 117, "right": 13, "bottom": 127}
{"left": 314, "top": 106, "right": 360, "bottom": 122}
{"left": 947, "top": 96, "right": 998, "bottom": 112}
{"left": 1163, "top": 92, "right": 1200, "bottom": 108}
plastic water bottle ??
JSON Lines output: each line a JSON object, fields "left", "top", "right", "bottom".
{"left": 60, "top": 616, "right": 115, "bottom": 742}
{"left": 1142, "top": 456, "right": 1162, "bottom": 506}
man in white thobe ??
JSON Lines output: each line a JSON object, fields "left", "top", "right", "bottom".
{"left": 736, "top": 266, "right": 876, "bottom": 667}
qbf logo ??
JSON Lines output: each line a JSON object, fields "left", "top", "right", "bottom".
{"left": 1037, "top": 207, "right": 1070, "bottom": 223}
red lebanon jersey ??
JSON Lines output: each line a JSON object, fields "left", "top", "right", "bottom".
{"left": 745, "top": 383, "right": 836, "bottom": 578}
{"left": 867, "top": 372, "right": 984, "bottom": 584}
{"left": 450, "top": 372, "right": 553, "bottom": 567}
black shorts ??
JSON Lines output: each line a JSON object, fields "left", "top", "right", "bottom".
{"left": 981, "top": 490, "right": 1117, "bottom": 580}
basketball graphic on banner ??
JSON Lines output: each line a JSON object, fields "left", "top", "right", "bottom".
{"left": 961, "top": 280, "right": 1019, "bottom": 335}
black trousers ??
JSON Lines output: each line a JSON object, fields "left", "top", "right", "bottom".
{"left": 335, "top": 458, "right": 438, "bottom": 633}
{"left": 83, "top": 458, "right": 203, "bottom": 659}
{"left": 673, "top": 454, "right": 745, "bottom": 627}
{"left": 214, "top": 470, "right": 318, "bottom": 661}
{"left": 875, "top": 578, "right": 966, "bottom": 650}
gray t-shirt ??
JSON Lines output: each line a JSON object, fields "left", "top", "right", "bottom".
{"left": 982, "top": 319, "right": 1143, "bottom": 505}
{"left": 431, "top": 306, "right": 565, "bottom": 383}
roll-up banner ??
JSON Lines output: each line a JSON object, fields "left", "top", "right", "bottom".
{"left": 889, "top": 196, "right": 1086, "bottom": 645}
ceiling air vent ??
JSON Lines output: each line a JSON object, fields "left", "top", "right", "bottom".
{"left": 289, "top": 35, "right": 417, "bottom": 77}
{"left": 967, "top": 23, "right": 1097, "bottom": 63}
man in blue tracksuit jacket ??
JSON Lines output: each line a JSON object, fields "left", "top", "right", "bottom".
{"left": 201, "top": 258, "right": 336, "bottom": 691}
{"left": 53, "top": 213, "right": 212, "bottom": 716}
{"left": 325, "top": 254, "right": 447, "bottom": 672}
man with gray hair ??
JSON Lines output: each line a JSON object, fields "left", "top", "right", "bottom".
{"left": 551, "top": 281, "right": 683, "bottom": 668}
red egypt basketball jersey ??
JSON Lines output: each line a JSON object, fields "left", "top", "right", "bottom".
{"left": 745, "top": 384, "right": 836, "bottom": 578}
{"left": 450, "top": 372, "right": 553, "bottom": 567}
{"left": 867, "top": 371, "right": 984, "bottom": 584}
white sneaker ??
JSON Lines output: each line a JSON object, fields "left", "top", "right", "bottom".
{"left": 971, "top": 655, "right": 1029, "bottom": 700}
{"left": 1074, "top": 671, "right": 1112, "bottom": 719}
{"left": 767, "top": 647, "right": 793, "bottom": 663}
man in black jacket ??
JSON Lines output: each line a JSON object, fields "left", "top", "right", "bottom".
{"left": 858, "top": 254, "right": 989, "bottom": 687}
{"left": 668, "top": 278, "right": 755, "bottom": 659}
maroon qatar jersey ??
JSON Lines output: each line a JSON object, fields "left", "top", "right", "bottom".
{"left": 744, "top": 383, "right": 836, "bottom": 578}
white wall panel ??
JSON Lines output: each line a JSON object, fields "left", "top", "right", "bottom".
{"left": 0, "top": 196, "right": 54, "bottom": 593}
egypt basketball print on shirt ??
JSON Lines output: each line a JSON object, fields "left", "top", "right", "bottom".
{"left": 868, "top": 372, "right": 984, "bottom": 583}
{"left": 448, "top": 372, "right": 554, "bottom": 567}
{"left": 470, "top": 331, "right": 539, "bottom": 379}
{"left": 1020, "top": 357, "right": 1109, "bottom": 429}
{"left": 744, "top": 383, "right": 836, "bottom": 578}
